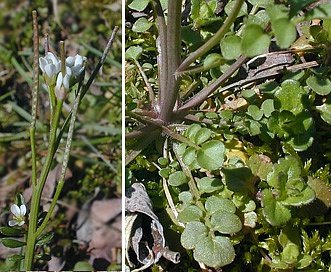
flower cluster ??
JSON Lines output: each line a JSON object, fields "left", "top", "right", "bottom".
{"left": 9, "top": 204, "right": 26, "bottom": 227}
{"left": 39, "top": 52, "right": 86, "bottom": 99}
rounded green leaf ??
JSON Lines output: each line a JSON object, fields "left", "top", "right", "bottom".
{"left": 221, "top": 34, "right": 242, "bottom": 60}
{"left": 178, "top": 205, "right": 203, "bottom": 223}
{"left": 272, "top": 18, "right": 297, "bottom": 48}
{"left": 316, "top": 101, "right": 331, "bottom": 125}
{"left": 242, "top": 24, "right": 270, "bottom": 57}
{"left": 159, "top": 167, "right": 171, "bottom": 178}
{"left": 282, "top": 243, "right": 300, "bottom": 263}
{"left": 158, "top": 157, "right": 169, "bottom": 166}
{"left": 211, "top": 211, "right": 242, "bottom": 234}
{"left": 197, "top": 140, "right": 225, "bottom": 170}
{"left": 1, "top": 238, "right": 26, "bottom": 248}
{"left": 181, "top": 221, "right": 207, "bottom": 249}
{"left": 168, "top": 171, "right": 188, "bottom": 186}
{"left": 186, "top": 124, "right": 201, "bottom": 140}
{"left": 307, "top": 75, "right": 331, "bottom": 96}
{"left": 304, "top": 2, "right": 331, "bottom": 21}
{"left": 197, "top": 177, "right": 223, "bottom": 194}
{"left": 183, "top": 146, "right": 199, "bottom": 169}
{"left": 242, "top": 89, "right": 257, "bottom": 104}
{"left": 244, "top": 211, "right": 258, "bottom": 228}
{"left": 179, "top": 191, "right": 193, "bottom": 205}
{"left": 247, "top": 153, "right": 273, "bottom": 181}
{"left": 125, "top": 46, "right": 143, "bottom": 61}
{"left": 261, "top": 99, "right": 275, "bottom": 117}
{"left": 132, "top": 17, "right": 153, "bottom": 33}
{"left": 128, "top": 0, "right": 150, "bottom": 12}
{"left": 275, "top": 79, "right": 307, "bottom": 115}
{"left": 296, "top": 254, "right": 313, "bottom": 269}
{"left": 247, "top": 0, "right": 270, "bottom": 8}
{"left": 287, "top": 130, "right": 314, "bottom": 152}
{"left": 224, "top": 1, "right": 247, "bottom": 17}
{"left": 261, "top": 189, "right": 291, "bottom": 226}
{"left": 281, "top": 186, "right": 315, "bottom": 206}
{"left": 203, "top": 53, "right": 224, "bottom": 70}
{"left": 73, "top": 261, "right": 94, "bottom": 271}
{"left": 247, "top": 105, "right": 263, "bottom": 121}
{"left": 194, "top": 128, "right": 212, "bottom": 145}
{"left": 222, "top": 166, "right": 253, "bottom": 193}
{"left": 267, "top": 156, "right": 302, "bottom": 188}
{"left": 194, "top": 235, "right": 235, "bottom": 267}
{"left": 205, "top": 196, "right": 236, "bottom": 214}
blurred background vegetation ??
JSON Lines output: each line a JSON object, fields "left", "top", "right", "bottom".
{"left": 0, "top": 0, "right": 121, "bottom": 270}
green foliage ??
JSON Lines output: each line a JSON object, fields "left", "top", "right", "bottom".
{"left": 126, "top": 0, "right": 331, "bottom": 270}
{"left": 0, "top": 238, "right": 26, "bottom": 248}
{"left": 181, "top": 221, "right": 236, "bottom": 267}
{"left": 1, "top": 0, "right": 121, "bottom": 270}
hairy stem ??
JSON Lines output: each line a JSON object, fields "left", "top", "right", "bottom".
{"left": 158, "top": 0, "right": 182, "bottom": 122}
{"left": 152, "top": 0, "right": 167, "bottom": 109}
{"left": 177, "top": 0, "right": 245, "bottom": 73}
{"left": 178, "top": 55, "right": 248, "bottom": 111}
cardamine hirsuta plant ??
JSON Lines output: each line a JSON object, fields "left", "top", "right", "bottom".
{"left": 126, "top": 0, "right": 331, "bottom": 270}
{"left": 0, "top": 11, "right": 118, "bottom": 270}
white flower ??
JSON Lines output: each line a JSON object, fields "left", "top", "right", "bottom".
{"left": 39, "top": 52, "right": 61, "bottom": 78}
{"left": 56, "top": 65, "right": 72, "bottom": 90}
{"left": 9, "top": 204, "right": 26, "bottom": 227}
{"left": 55, "top": 66, "right": 72, "bottom": 99}
{"left": 66, "top": 54, "right": 87, "bottom": 77}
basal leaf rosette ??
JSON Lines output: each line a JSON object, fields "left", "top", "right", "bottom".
{"left": 268, "top": 80, "right": 315, "bottom": 151}
{"left": 261, "top": 156, "right": 316, "bottom": 226}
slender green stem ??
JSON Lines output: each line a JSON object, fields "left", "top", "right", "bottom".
{"left": 177, "top": 0, "right": 245, "bottom": 73}
{"left": 36, "top": 82, "right": 82, "bottom": 238}
{"left": 173, "top": 141, "right": 204, "bottom": 212}
{"left": 162, "top": 126, "right": 199, "bottom": 149}
{"left": 24, "top": 100, "right": 63, "bottom": 270}
{"left": 134, "top": 58, "right": 155, "bottom": 106}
